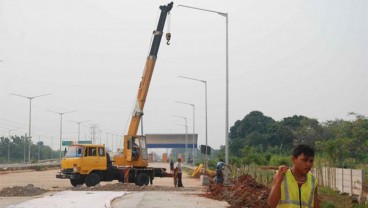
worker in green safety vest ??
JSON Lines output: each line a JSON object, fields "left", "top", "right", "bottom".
{"left": 268, "top": 144, "right": 319, "bottom": 208}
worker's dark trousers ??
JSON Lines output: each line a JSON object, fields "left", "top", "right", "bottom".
{"left": 216, "top": 169, "right": 224, "bottom": 184}
{"left": 177, "top": 173, "right": 183, "bottom": 187}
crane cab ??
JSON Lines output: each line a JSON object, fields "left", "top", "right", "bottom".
{"left": 113, "top": 135, "right": 149, "bottom": 167}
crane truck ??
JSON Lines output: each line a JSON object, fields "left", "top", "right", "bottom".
{"left": 56, "top": 2, "right": 174, "bottom": 187}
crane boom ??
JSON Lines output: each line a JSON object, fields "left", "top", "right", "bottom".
{"left": 114, "top": 2, "right": 173, "bottom": 167}
{"left": 128, "top": 2, "right": 173, "bottom": 136}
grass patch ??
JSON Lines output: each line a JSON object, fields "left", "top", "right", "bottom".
{"left": 317, "top": 186, "right": 367, "bottom": 208}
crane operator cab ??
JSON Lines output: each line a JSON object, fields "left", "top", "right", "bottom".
{"left": 130, "top": 138, "right": 140, "bottom": 161}
{"left": 124, "top": 136, "right": 148, "bottom": 164}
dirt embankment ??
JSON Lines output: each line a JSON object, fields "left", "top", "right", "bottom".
{"left": 206, "top": 174, "right": 270, "bottom": 208}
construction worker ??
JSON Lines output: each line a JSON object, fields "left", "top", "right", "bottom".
{"left": 216, "top": 159, "right": 230, "bottom": 184}
{"left": 175, "top": 158, "right": 183, "bottom": 187}
{"left": 267, "top": 144, "right": 319, "bottom": 208}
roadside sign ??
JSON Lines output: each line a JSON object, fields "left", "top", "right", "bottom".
{"left": 62, "top": 141, "right": 73, "bottom": 146}
{"left": 78, "top": 140, "right": 92, "bottom": 144}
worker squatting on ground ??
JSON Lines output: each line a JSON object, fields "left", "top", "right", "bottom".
{"left": 175, "top": 158, "right": 183, "bottom": 187}
{"left": 216, "top": 159, "right": 230, "bottom": 184}
{"left": 267, "top": 144, "right": 320, "bottom": 208}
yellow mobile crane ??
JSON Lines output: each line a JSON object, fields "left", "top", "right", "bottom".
{"left": 57, "top": 2, "right": 173, "bottom": 187}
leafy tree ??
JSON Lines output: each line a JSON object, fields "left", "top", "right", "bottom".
{"left": 316, "top": 138, "right": 352, "bottom": 167}
{"left": 229, "top": 111, "right": 276, "bottom": 155}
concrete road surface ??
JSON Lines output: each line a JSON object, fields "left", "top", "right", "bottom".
{"left": 0, "top": 162, "right": 230, "bottom": 207}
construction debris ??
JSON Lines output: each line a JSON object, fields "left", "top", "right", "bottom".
{"left": 205, "top": 174, "right": 270, "bottom": 208}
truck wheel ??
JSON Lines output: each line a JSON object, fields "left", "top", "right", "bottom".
{"left": 136, "top": 173, "right": 150, "bottom": 186}
{"left": 70, "top": 176, "right": 85, "bottom": 187}
{"left": 70, "top": 178, "right": 83, "bottom": 186}
{"left": 85, "top": 173, "right": 100, "bottom": 187}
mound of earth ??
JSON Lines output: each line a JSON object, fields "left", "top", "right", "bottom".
{"left": 0, "top": 184, "right": 48, "bottom": 197}
{"left": 205, "top": 174, "right": 270, "bottom": 208}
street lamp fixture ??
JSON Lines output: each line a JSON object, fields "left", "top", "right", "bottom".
{"left": 10, "top": 93, "right": 51, "bottom": 163}
{"left": 172, "top": 115, "right": 188, "bottom": 162}
{"left": 178, "top": 4, "right": 230, "bottom": 179}
{"left": 178, "top": 76, "right": 208, "bottom": 164}
{"left": 48, "top": 110, "right": 76, "bottom": 160}
{"left": 175, "top": 100, "right": 196, "bottom": 166}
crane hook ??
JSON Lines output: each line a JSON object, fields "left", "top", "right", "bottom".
{"left": 166, "top": 32, "right": 171, "bottom": 45}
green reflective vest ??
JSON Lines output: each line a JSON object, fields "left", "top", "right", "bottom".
{"left": 279, "top": 169, "right": 317, "bottom": 208}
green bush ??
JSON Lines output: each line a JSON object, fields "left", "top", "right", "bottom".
{"left": 269, "top": 155, "right": 291, "bottom": 166}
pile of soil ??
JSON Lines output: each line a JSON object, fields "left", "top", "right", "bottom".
{"left": 0, "top": 184, "right": 48, "bottom": 197}
{"left": 205, "top": 174, "right": 270, "bottom": 208}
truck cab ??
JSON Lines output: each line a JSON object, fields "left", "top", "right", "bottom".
{"left": 57, "top": 144, "right": 123, "bottom": 187}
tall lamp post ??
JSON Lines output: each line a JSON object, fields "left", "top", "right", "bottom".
{"left": 68, "top": 120, "right": 89, "bottom": 142}
{"left": 10, "top": 93, "right": 51, "bottom": 163}
{"left": 172, "top": 115, "right": 188, "bottom": 162}
{"left": 48, "top": 110, "right": 76, "bottom": 160}
{"left": 178, "top": 4, "right": 229, "bottom": 179}
{"left": 175, "top": 101, "right": 196, "bottom": 166}
{"left": 178, "top": 76, "right": 208, "bottom": 166}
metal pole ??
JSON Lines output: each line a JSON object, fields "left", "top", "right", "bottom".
{"left": 24, "top": 133, "right": 27, "bottom": 163}
{"left": 28, "top": 99, "right": 32, "bottom": 163}
{"left": 38, "top": 135, "right": 41, "bottom": 161}
{"left": 175, "top": 101, "right": 196, "bottom": 166}
{"left": 172, "top": 115, "right": 188, "bottom": 163}
{"left": 192, "top": 105, "right": 195, "bottom": 166}
{"left": 59, "top": 114, "right": 63, "bottom": 160}
{"left": 47, "top": 110, "right": 75, "bottom": 160}
{"left": 204, "top": 81, "right": 208, "bottom": 161}
{"left": 178, "top": 4, "right": 229, "bottom": 178}
{"left": 8, "top": 131, "right": 11, "bottom": 163}
{"left": 225, "top": 14, "right": 230, "bottom": 180}
{"left": 177, "top": 76, "right": 207, "bottom": 167}
{"left": 185, "top": 117, "right": 188, "bottom": 162}
{"left": 9, "top": 93, "right": 51, "bottom": 163}
{"left": 99, "top": 130, "right": 102, "bottom": 144}
{"left": 78, "top": 122, "right": 81, "bottom": 142}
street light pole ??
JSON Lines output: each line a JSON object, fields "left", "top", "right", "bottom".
{"left": 175, "top": 101, "right": 196, "bottom": 166}
{"left": 172, "top": 115, "right": 188, "bottom": 163}
{"left": 10, "top": 93, "right": 51, "bottom": 163}
{"left": 68, "top": 120, "right": 89, "bottom": 142}
{"left": 178, "top": 76, "right": 208, "bottom": 165}
{"left": 178, "top": 4, "right": 229, "bottom": 179}
{"left": 48, "top": 110, "right": 76, "bottom": 160}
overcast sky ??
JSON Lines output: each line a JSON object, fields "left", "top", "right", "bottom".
{"left": 1, "top": 0, "right": 367, "bottom": 151}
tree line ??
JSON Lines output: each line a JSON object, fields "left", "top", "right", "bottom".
{"left": 0, "top": 135, "right": 60, "bottom": 163}
{"left": 219, "top": 111, "right": 368, "bottom": 168}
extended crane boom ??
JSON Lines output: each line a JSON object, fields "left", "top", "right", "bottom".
{"left": 128, "top": 2, "right": 173, "bottom": 136}
{"left": 113, "top": 2, "right": 173, "bottom": 167}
